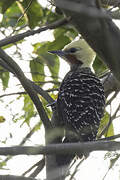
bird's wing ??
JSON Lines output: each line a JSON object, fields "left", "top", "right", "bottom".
{"left": 57, "top": 71, "right": 105, "bottom": 142}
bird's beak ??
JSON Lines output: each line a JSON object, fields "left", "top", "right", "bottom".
{"left": 48, "top": 50, "right": 66, "bottom": 58}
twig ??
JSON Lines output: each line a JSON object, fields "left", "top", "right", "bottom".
{"left": 99, "top": 133, "right": 120, "bottom": 141}
{"left": 0, "top": 17, "right": 70, "bottom": 47}
{"left": 109, "top": 9, "right": 120, "bottom": 19}
{"left": 98, "top": 105, "right": 112, "bottom": 138}
{"left": 102, "top": 153, "right": 120, "bottom": 180}
{"left": 1, "top": 121, "right": 42, "bottom": 170}
{"left": 98, "top": 103, "right": 120, "bottom": 138}
{"left": 0, "top": 175, "right": 37, "bottom": 180}
{"left": 15, "top": 0, "right": 33, "bottom": 27}
{"left": 22, "top": 158, "right": 45, "bottom": 177}
{"left": 20, "top": 122, "right": 41, "bottom": 146}
{"left": 106, "top": 91, "right": 118, "bottom": 106}
{"left": 0, "top": 91, "right": 27, "bottom": 98}
{"left": 101, "top": 0, "right": 120, "bottom": 6}
{"left": 0, "top": 88, "right": 58, "bottom": 99}
{"left": 29, "top": 158, "right": 45, "bottom": 178}
{"left": 111, "top": 103, "right": 120, "bottom": 120}
{"left": 69, "top": 159, "right": 84, "bottom": 180}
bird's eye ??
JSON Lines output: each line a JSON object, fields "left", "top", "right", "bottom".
{"left": 69, "top": 48, "right": 77, "bottom": 53}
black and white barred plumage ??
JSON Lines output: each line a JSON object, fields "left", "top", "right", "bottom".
{"left": 57, "top": 67, "right": 105, "bottom": 143}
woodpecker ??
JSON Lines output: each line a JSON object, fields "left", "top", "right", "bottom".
{"left": 49, "top": 39, "right": 105, "bottom": 165}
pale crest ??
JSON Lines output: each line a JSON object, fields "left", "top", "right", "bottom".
{"left": 63, "top": 39, "right": 96, "bottom": 70}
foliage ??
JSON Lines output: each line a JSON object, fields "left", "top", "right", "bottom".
{"left": 98, "top": 111, "right": 114, "bottom": 137}
{"left": 0, "top": 66, "right": 9, "bottom": 90}
{"left": 0, "top": 0, "right": 119, "bottom": 180}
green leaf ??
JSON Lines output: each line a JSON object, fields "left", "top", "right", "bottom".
{"left": 0, "top": 116, "right": 5, "bottom": 123}
{"left": 30, "top": 57, "right": 45, "bottom": 84}
{"left": 33, "top": 42, "right": 59, "bottom": 80}
{"left": 33, "top": 30, "right": 71, "bottom": 80}
{"left": 0, "top": 2, "right": 24, "bottom": 27}
{"left": 0, "top": 0, "right": 15, "bottom": 13}
{"left": 98, "top": 111, "right": 114, "bottom": 137}
{"left": 21, "top": 0, "right": 43, "bottom": 28}
{"left": 40, "top": 96, "right": 52, "bottom": 119}
{"left": 23, "top": 94, "right": 35, "bottom": 125}
{"left": 0, "top": 160, "right": 7, "bottom": 169}
{"left": 53, "top": 27, "right": 78, "bottom": 41}
{"left": 33, "top": 41, "right": 52, "bottom": 54}
{"left": 93, "top": 55, "right": 108, "bottom": 75}
{"left": 40, "top": 53, "right": 59, "bottom": 79}
{"left": 34, "top": 122, "right": 42, "bottom": 131}
{"left": 53, "top": 28, "right": 72, "bottom": 49}
{"left": 33, "top": 29, "right": 71, "bottom": 54}
{"left": 42, "top": 7, "right": 63, "bottom": 24}
{"left": 0, "top": 66, "right": 9, "bottom": 90}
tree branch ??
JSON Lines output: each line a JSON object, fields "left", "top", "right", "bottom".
{"left": 0, "top": 175, "right": 37, "bottom": 180}
{"left": 55, "top": 1, "right": 110, "bottom": 19}
{"left": 99, "top": 133, "right": 120, "bottom": 141}
{"left": 0, "top": 17, "right": 70, "bottom": 47}
{"left": 28, "top": 158, "right": 45, "bottom": 178}
{"left": 0, "top": 49, "right": 52, "bottom": 130}
{"left": 101, "top": 72, "right": 120, "bottom": 97}
{"left": 0, "top": 140, "right": 120, "bottom": 156}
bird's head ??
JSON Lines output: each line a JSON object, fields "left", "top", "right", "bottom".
{"left": 49, "top": 39, "right": 96, "bottom": 70}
